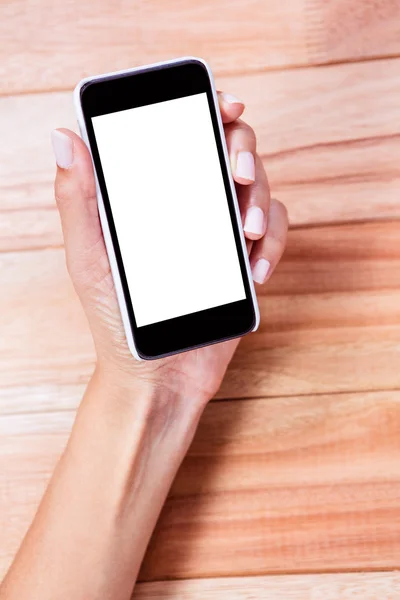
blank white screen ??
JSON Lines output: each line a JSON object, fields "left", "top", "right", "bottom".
{"left": 92, "top": 93, "right": 245, "bottom": 327}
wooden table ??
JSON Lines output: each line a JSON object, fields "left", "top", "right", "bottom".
{"left": 1, "top": 0, "right": 400, "bottom": 597}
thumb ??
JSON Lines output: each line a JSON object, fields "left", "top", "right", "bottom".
{"left": 51, "top": 128, "right": 106, "bottom": 292}
{"left": 52, "top": 128, "right": 132, "bottom": 367}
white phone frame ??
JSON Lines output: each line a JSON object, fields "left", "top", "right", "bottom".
{"left": 74, "top": 56, "right": 260, "bottom": 361}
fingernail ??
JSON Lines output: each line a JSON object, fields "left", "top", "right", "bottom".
{"left": 244, "top": 206, "right": 265, "bottom": 236}
{"left": 51, "top": 130, "right": 73, "bottom": 169}
{"left": 252, "top": 258, "right": 270, "bottom": 284}
{"left": 236, "top": 151, "right": 255, "bottom": 182}
{"left": 223, "top": 93, "right": 243, "bottom": 105}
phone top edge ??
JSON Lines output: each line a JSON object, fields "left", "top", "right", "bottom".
{"left": 74, "top": 56, "right": 210, "bottom": 100}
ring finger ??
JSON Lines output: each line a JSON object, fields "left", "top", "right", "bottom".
{"left": 224, "top": 118, "right": 257, "bottom": 186}
{"left": 237, "top": 154, "right": 270, "bottom": 241}
{"left": 250, "top": 198, "right": 289, "bottom": 285}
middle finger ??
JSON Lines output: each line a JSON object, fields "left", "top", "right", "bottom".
{"left": 225, "top": 119, "right": 257, "bottom": 186}
{"left": 237, "top": 154, "right": 270, "bottom": 241}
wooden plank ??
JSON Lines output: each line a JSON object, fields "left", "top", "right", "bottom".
{"left": 320, "top": 0, "right": 400, "bottom": 65}
{"left": 0, "top": 92, "right": 74, "bottom": 253}
{"left": 0, "top": 249, "right": 94, "bottom": 414}
{"left": 0, "top": 432, "right": 67, "bottom": 578}
{"left": 265, "top": 220, "right": 400, "bottom": 296}
{"left": 232, "top": 58, "right": 400, "bottom": 226}
{"left": 266, "top": 134, "right": 400, "bottom": 228}
{"left": 2, "top": 58, "right": 400, "bottom": 251}
{"left": 2, "top": 390, "right": 400, "bottom": 579}
{"left": 1, "top": 221, "right": 400, "bottom": 414}
{"left": 133, "top": 571, "right": 400, "bottom": 599}
{"left": 220, "top": 219, "right": 400, "bottom": 398}
{"left": 142, "top": 390, "right": 400, "bottom": 579}
{"left": 1, "top": 0, "right": 400, "bottom": 95}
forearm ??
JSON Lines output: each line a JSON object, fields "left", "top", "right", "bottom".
{"left": 0, "top": 368, "right": 203, "bottom": 600}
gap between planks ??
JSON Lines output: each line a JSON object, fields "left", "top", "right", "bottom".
{"left": 1, "top": 56, "right": 400, "bottom": 240}
{"left": 2, "top": 0, "right": 400, "bottom": 95}
{"left": 132, "top": 570, "right": 400, "bottom": 599}
{"left": 2, "top": 51, "right": 400, "bottom": 100}
{"left": 4, "top": 385, "right": 400, "bottom": 423}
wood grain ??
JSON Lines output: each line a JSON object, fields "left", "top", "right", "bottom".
{"left": 232, "top": 58, "right": 400, "bottom": 226}
{"left": 142, "top": 390, "right": 400, "bottom": 579}
{"left": 0, "top": 249, "right": 93, "bottom": 414}
{"left": 0, "top": 92, "right": 74, "bottom": 253}
{"left": 1, "top": 57, "right": 400, "bottom": 252}
{"left": 320, "top": 0, "right": 400, "bottom": 65}
{"left": 1, "top": 221, "right": 400, "bottom": 416}
{"left": 2, "top": 390, "right": 400, "bottom": 580}
{"left": 133, "top": 572, "right": 400, "bottom": 599}
{"left": 1, "top": 0, "right": 400, "bottom": 94}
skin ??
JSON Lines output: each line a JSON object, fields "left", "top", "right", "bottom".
{"left": 0, "top": 92, "right": 288, "bottom": 600}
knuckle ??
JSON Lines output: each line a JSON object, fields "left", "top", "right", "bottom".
{"left": 269, "top": 230, "right": 287, "bottom": 251}
{"left": 237, "top": 120, "right": 256, "bottom": 143}
{"left": 226, "top": 119, "right": 256, "bottom": 145}
{"left": 272, "top": 198, "right": 289, "bottom": 227}
{"left": 263, "top": 233, "right": 286, "bottom": 266}
{"left": 254, "top": 166, "right": 270, "bottom": 197}
{"left": 54, "top": 178, "right": 71, "bottom": 207}
{"left": 252, "top": 182, "right": 269, "bottom": 211}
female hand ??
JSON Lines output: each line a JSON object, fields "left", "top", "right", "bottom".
{"left": 51, "top": 92, "right": 288, "bottom": 407}
{"left": 0, "top": 95, "right": 290, "bottom": 600}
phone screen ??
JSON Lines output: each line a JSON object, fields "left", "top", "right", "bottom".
{"left": 92, "top": 92, "right": 246, "bottom": 327}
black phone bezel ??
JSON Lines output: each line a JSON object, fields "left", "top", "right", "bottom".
{"left": 80, "top": 59, "right": 256, "bottom": 359}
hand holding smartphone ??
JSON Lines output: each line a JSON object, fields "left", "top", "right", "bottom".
{"left": 74, "top": 57, "right": 259, "bottom": 360}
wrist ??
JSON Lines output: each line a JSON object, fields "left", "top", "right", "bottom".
{"left": 66, "top": 365, "right": 202, "bottom": 525}
{"left": 78, "top": 364, "right": 204, "bottom": 450}
{"left": 90, "top": 359, "right": 208, "bottom": 417}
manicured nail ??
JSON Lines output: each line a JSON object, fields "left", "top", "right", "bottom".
{"left": 51, "top": 130, "right": 73, "bottom": 169}
{"left": 252, "top": 258, "right": 270, "bottom": 284}
{"left": 236, "top": 151, "right": 255, "bottom": 182}
{"left": 223, "top": 93, "right": 243, "bottom": 105}
{"left": 244, "top": 206, "right": 265, "bottom": 236}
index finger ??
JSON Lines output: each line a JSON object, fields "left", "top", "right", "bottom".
{"left": 217, "top": 91, "right": 245, "bottom": 123}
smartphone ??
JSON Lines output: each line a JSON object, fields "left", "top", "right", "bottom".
{"left": 74, "top": 57, "right": 259, "bottom": 360}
